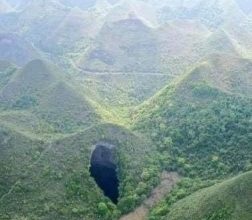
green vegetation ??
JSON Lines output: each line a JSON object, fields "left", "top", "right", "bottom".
{"left": 134, "top": 57, "right": 252, "bottom": 179}
{"left": 0, "top": 123, "right": 160, "bottom": 219}
{"left": 135, "top": 92, "right": 252, "bottom": 178}
{"left": 0, "top": 59, "right": 100, "bottom": 134}
{"left": 0, "top": 60, "right": 17, "bottom": 89}
{"left": 0, "top": 0, "right": 252, "bottom": 219}
{"left": 133, "top": 56, "right": 252, "bottom": 219}
{"left": 149, "top": 171, "right": 252, "bottom": 220}
{"left": 81, "top": 18, "right": 160, "bottom": 72}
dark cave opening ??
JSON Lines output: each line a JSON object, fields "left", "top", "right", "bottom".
{"left": 89, "top": 144, "right": 119, "bottom": 204}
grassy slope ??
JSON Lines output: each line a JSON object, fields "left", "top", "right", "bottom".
{"left": 0, "top": 124, "right": 45, "bottom": 198}
{"left": 39, "top": 7, "right": 106, "bottom": 56}
{"left": 150, "top": 171, "right": 252, "bottom": 220}
{"left": 157, "top": 20, "right": 211, "bottom": 76}
{"left": 132, "top": 54, "right": 252, "bottom": 219}
{"left": 80, "top": 18, "right": 160, "bottom": 72}
{"left": 0, "top": 122, "right": 159, "bottom": 220}
{"left": 0, "top": 59, "right": 100, "bottom": 135}
{"left": 0, "top": 1, "right": 251, "bottom": 219}
{"left": 80, "top": 73, "right": 171, "bottom": 107}
{"left": 134, "top": 54, "right": 252, "bottom": 179}
{"left": 71, "top": 72, "right": 172, "bottom": 127}
{"left": 1, "top": 53, "right": 251, "bottom": 219}
{"left": 0, "top": 60, "right": 161, "bottom": 219}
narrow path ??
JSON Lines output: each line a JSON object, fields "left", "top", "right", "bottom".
{"left": 120, "top": 172, "right": 180, "bottom": 220}
{"left": 69, "top": 58, "right": 176, "bottom": 77}
{"left": 83, "top": 71, "right": 172, "bottom": 76}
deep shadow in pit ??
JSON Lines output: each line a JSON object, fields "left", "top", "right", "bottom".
{"left": 89, "top": 144, "right": 119, "bottom": 204}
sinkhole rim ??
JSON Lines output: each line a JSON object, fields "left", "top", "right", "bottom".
{"left": 89, "top": 142, "right": 119, "bottom": 204}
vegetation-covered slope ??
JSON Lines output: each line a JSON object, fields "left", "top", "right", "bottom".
{"left": 149, "top": 171, "right": 252, "bottom": 220}
{"left": 0, "top": 0, "right": 252, "bottom": 219}
{"left": 0, "top": 59, "right": 161, "bottom": 220}
{"left": 0, "top": 123, "right": 160, "bottom": 220}
{"left": 81, "top": 17, "right": 160, "bottom": 72}
{"left": 0, "top": 59, "right": 99, "bottom": 135}
{"left": 76, "top": 72, "right": 171, "bottom": 109}
{"left": 134, "top": 54, "right": 252, "bottom": 179}
{"left": 0, "top": 60, "right": 17, "bottom": 89}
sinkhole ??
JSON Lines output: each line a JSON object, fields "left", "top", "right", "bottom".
{"left": 89, "top": 143, "right": 119, "bottom": 204}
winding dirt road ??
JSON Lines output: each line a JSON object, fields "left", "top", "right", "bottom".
{"left": 120, "top": 171, "right": 180, "bottom": 220}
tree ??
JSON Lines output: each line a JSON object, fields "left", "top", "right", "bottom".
{"left": 98, "top": 202, "right": 109, "bottom": 216}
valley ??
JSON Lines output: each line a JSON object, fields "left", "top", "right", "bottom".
{"left": 0, "top": 0, "right": 251, "bottom": 220}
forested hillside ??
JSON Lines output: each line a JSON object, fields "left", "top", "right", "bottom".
{"left": 0, "top": 0, "right": 251, "bottom": 219}
{"left": 134, "top": 55, "right": 252, "bottom": 179}
{"left": 149, "top": 171, "right": 252, "bottom": 220}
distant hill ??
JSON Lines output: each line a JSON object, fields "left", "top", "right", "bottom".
{"left": 0, "top": 59, "right": 58, "bottom": 107}
{"left": 80, "top": 17, "right": 160, "bottom": 72}
{"left": 77, "top": 8, "right": 248, "bottom": 75}
{"left": 59, "top": 0, "right": 120, "bottom": 9}
{"left": 60, "top": 0, "right": 97, "bottom": 9}
{"left": 40, "top": 7, "right": 105, "bottom": 55}
{"left": 104, "top": 0, "right": 158, "bottom": 27}
{"left": 0, "top": 0, "right": 71, "bottom": 53}
{"left": 0, "top": 59, "right": 99, "bottom": 134}
{"left": 5, "top": 0, "right": 30, "bottom": 10}
{"left": 157, "top": 20, "right": 210, "bottom": 75}
{"left": 152, "top": 0, "right": 246, "bottom": 28}
{"left": 0, "top": 0, "right": 251, "bottom": 73}
{"left": 0, "top": 33, "right": 40, "bottom": 66}
{"left": 84, "top": 73, "right": 170, "bottom": 104}
{"left": 205, "top": 30, "right": 238, "bottom": 55}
